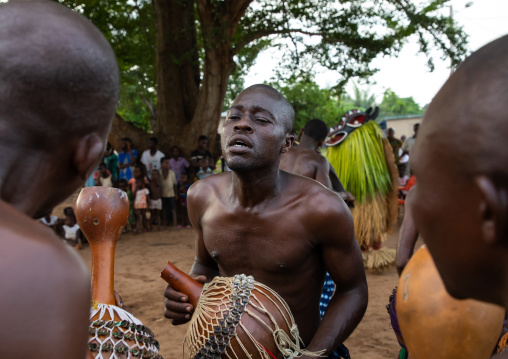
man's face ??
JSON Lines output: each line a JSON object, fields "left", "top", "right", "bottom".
{"left": 220, "top": 88, "right": 292, "bottom": 172}
{"left": 172, "top": 148, "right": 179, "bottom": 157}
{"left": 148, "top": 140, "right": 156, "bottom": 150}
{"left": 161, "top": 159, "right": 169, "bottom": 170}
{"left": 410, "top": 109, "right": 489, "bottom": 300}
{"left": 388, "top": 128, "right": 394, "bottom": 137}
{"left": 198, "top": 139, "right": 208, "bottom": 150}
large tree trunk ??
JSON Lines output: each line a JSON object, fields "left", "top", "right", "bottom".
{"left": 151, "top": 0, "right": 201, "bottom": 157}
{"left": 110, "top": 0, "right": 251, "bottom": 159}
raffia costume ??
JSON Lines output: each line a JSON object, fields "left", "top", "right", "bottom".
{"left": 325, "top": 108, "right": 398, "bottom": 271}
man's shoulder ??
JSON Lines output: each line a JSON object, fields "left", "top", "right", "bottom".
{"left": 188, "top": 173, "right": 228, "bottom": 198}
{"left": 285, "top": 172, "right": 346, "bottom": 212}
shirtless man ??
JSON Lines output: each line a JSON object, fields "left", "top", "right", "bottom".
{"left": 280, "top": 119, "right": 332, "bottom": 187}
{"left": 280, "top": 118, "right": 354, "bottom": 206}
{"left": 280, "top": 118, "right": 356, "bottom": 357}
{"left": 409, "top": 35, "right": 508, "bottom": 357}
{"left": 0, "top": 1, "right": 119, "bottom": 358}
{"left": 164, "top": 84, "right": 368, "bottom": 357}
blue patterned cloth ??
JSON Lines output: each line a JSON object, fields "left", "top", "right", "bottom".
{"left": 320, "top": 272, "right": 351, "bottom": 359}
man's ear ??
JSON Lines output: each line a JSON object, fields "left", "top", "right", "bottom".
{"left": 73, "top": 133, "right": 105, "bottom": 180}
{"left": 281, "top": 133, "right": 295, "bottom": 154}
{"left": 475, "top": 175, "right": 508, "bottom": 246}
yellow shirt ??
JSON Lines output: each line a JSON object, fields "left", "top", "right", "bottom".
{"left": 161, "top": 170, "right": 177, "bottom": 197}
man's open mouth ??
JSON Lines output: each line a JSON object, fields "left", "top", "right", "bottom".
{"left": 228, "top": 136, "right": 252, "bottom": 149}
{"left": 233, "top": 140, "right": 249, "bottom": 148}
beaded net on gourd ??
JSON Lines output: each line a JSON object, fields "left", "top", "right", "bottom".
{"left": 88, "top": 302, "right": 162, "bottom": 359}
{"left": 185, "top": 274, "right": 324, "bottom": 359}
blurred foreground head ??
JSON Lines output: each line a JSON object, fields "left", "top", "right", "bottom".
{"left": 0, "top": 0, "right": 119, "bottom": 217}
{"left": 411, "top": 34, "right": 508, "bottom": 306}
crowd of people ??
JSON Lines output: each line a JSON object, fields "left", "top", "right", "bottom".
{"left": 387, "top": 124, "right": 419, "bottom": 198}
{"left": 82, "top": 136, "right": 216, "bottom": 234}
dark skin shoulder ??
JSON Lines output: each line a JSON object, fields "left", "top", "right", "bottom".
{"left": 165, "top": 171, "right": 367, "bottom": 355}
{"left": 0, "top": 201, "right": 90, "bottom": 359}
{"left": 280, "top": 146, "right": 331, "bottom": 188}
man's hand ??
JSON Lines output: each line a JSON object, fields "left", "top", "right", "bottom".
{"left": 163, "top": 275, "right": 206, "bottom": 325}
{"left": 114, "top": 291, "right": 132, "bottom": 313}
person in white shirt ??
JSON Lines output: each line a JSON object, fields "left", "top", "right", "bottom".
{"left": 62, "top": 215, "right": 82, "bottom": 250}
{"left": 140, "top": 137, "right": 165, "bottom": 178}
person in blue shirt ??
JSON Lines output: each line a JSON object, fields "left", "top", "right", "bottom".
{"left": 118, "top": 137, "right": 138, "bottom": 181}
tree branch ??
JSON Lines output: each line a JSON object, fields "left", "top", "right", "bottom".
{"left": 233, "top": 28, "right": 327, "bottom": 55}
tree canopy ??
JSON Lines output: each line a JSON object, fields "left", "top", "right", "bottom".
{"left": 55, "top": 0, "right": 468, "bottom": 156}
{"left": 379, "top": 89, "right": 423, "bottom": 117}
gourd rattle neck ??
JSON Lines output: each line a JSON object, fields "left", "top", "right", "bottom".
{"left": 161, "top": 261, "right": 204, "bottom": 309}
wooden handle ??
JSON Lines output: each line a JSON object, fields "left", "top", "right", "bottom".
{"left": 161, "top": 262, "right": 203, "bottom": 309}
{"left": 76, "top": 187, "right": 129, "bottom": 305}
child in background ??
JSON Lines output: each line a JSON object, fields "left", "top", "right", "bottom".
{"left": 134, "top": 178, "right": 150, "bottom": 233}
{"left": 128, "top": 164, "right": 148, "bottom": 193}
{"left": 196, "top": 157, "right": 213, "bottom": 180}
{"left": 148, "top": 169, "right": 162, "bottom": 231}
{"left": 161, "top": 157, "right": 178, "bottom": 229}
{"left": 62, "top": 214, "right": 82, "bottom": 250}
{"left": 118, "top": 179, "right": 135, "bottom": 232}
{"left": 178, "top": 172, "right": 191, "bottom": 228}
{"left": 96, "top": 162, "right": 113, "bottom": 187}
{"left": 398, "top": 164, "right": 409, "bottom": 187}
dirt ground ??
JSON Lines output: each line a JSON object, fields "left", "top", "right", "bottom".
{"left": 55, "top": 191, "right": 413, "bottom": 359}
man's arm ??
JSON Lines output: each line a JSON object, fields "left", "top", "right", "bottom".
{"left": 396, "top": 186, "right": 419, "bottom": 275}
{"left": 305, "top": 193, "right": 368, "bottom": 357}
{"left": 187, "top": 181, "right": 219, "bottom": 279}
{"left": 315, "top": 157, "right": 332, "bottom": 189}
{"left": 328, "top": 162, "right": 355, "bottom": 207}
{"left": 163, "top": 180, "right": 219, "bottom": 325}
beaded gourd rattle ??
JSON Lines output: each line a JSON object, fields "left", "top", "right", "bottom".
{"left": 76, "top": 186, "right": 162, "bottom": 359}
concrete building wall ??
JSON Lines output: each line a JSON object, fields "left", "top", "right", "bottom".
{"left": 385, "top": 116, "right": 423, "bottom": 140}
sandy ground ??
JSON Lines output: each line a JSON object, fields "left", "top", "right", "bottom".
{"left": 55, "top": 191, "right": 411, "bottom": 359}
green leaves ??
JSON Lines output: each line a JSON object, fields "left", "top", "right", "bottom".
{"left": 56, "top": 0, "right": 156, "bottom": 130}
{"left": 267, "top": 77, "right": 342, "bottom": 131}
{"left": 379, "top": 89, "right": 422, "bottom": 117}
{"left": 55, "top": 0, "right": 467, "bottom": 138}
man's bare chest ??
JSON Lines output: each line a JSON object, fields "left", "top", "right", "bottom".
{"left": 200, "top": 206, "right": 316, "bottom": 274}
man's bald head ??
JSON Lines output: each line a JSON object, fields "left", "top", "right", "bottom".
{"left": 417, "top": 35, "right": 508, "bottom": 180}
{"left": 0, "top": 0, "right": 120, "bottom": 149}
{"left": 411, "top": 35, "right": 508, "bottom": 303}
{"left": 241, "top": 84, "right": 295, "bottom": 134}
